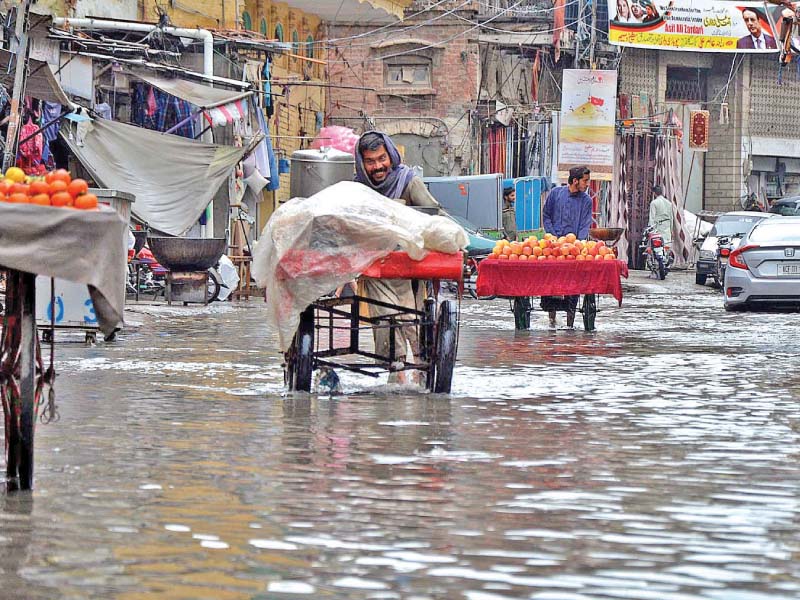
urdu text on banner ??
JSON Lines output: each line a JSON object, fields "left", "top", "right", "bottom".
{"left": 607, "top": 0, "right": 780, "bottom": 52}
{"left": 557, "top": 69, "right": 617, "bottom": 182}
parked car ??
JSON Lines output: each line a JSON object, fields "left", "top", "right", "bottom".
{"left": 724, "top": 216, "right": 800, "bottom": 311}
{"left": 695, "top": 211, "right": 773, "bottom": 286}
{"left": 769, "top": 196, "right": 800, "bottom": 216}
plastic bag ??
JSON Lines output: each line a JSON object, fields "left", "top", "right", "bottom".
{"left": 310, "top": 125, "right": 359, "bottom": 155}
{"left": 252, "top": 181, "right": 467, "bottom": 351}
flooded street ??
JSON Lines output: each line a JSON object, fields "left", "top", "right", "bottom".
{"left": 3, "top": 271, "right": 800, "bottom": 599}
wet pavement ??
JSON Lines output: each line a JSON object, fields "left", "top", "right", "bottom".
{"left": 2, "top": 269, "right": 800, "bottom": 599}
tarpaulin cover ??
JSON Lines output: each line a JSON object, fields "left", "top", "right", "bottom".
{"left": 0, "top": 49, "right": 71, "bottom": 106}
{"left": 63, "top": 117, "right": 246, "bottom": 235}
{"left": 252, "top": 181, "right": 468, "bottom": 352}
{"left": 476, "top": 259, "right": 629, "bottom": 305}
{"left": 130, "top": 70, "right": 253, "bottom": 109}
{"left": 0, "top": 204, "right": 127, "bottom": 336}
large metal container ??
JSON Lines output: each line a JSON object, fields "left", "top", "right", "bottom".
{"left": 89, "top": 188, "right": 135, "bottom": 226}
{"left": 289, "top": 148, "right": 354, "bottom": 199}
{"left": 147, "top": 237, "right": 227, "bottom": 271}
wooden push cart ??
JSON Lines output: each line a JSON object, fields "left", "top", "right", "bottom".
{"left": 476, "top": 228, "right": 628, "bottom": 332}
{"left": 284, "top": 251, "right": 463, "bottom": 393}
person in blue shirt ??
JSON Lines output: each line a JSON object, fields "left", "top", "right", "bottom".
{"left": 542, "top": 165, "right": 593, "bottom": 329}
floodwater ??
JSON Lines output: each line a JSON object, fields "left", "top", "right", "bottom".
{"left": 3, "top": 276, "right": 800, "bottom": 600}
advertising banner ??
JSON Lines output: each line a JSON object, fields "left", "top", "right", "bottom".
{"left": 607, "top": 0, "right": 780, "bottom": 52}
{"left": 557, "top": 69, "right": 617, "bottom": 182}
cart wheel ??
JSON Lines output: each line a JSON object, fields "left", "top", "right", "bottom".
{"left": 206, "top": 268, "right": 222, "bottom": 303}
{"left": 512, "top": 297, "right": 531, "bottom": 330}
{"left": 582, "top": 294, "right": 597, "bottom": 332}
{"left": 287, "top": 307, "right": 314, "bottom": 392}
{"left": 4, "top": 271, "right": 37, "bottom": 491}
{"left": 430, "top": 300, "right": 457, "bottom": 394}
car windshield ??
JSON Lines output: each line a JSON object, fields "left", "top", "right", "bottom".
{"left": 749, "top": 222, "right": 800, "bottom": 244}
{"left": 711, "top": 216, "right": 765, "bottom": 237}
{"left": 447, "top": 215, "right": 479, "bottom": 233}
{"left": 769, "top": 201, "right": 800, "bottom": 216}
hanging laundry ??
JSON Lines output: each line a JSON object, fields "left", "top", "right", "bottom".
{"left": 204, "top": 99, "right": 248, "bottom": 128}
{"left": 18, "top": 117, "right": 45, "bottom": 175}
{"left": 41, "top": 101, "right": 63, "bottom": 168}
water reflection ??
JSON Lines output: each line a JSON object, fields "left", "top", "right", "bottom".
{"left": 1, "top": 296, "right": 799, "bottom": 598}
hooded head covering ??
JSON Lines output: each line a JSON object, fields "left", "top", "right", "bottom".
{"left": 354, "top": 131, "right": 415, "bottom": 200}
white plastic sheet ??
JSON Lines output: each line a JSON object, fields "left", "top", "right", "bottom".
{"left": 252, "top": 181, "right": 468, "bottom": 352}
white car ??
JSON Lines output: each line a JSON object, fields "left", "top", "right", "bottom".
{"left": 695, "top": 211, "right": 774, "bottom": 286}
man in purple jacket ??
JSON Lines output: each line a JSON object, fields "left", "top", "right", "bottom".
{"left": 542, "top": 166, "right": 593, "bottom": 328}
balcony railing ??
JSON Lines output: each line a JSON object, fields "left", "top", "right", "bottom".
{"left": 474, "top": 0, "right": 554, "bottom": 17}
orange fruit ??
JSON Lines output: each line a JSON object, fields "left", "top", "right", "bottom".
{"left": 51, "top": 191, "right": 73, "bottom": 207}
{"left": 576, "top": 254, "right": 586, "bottom": 261}
{"left": 48, "top": 180, "right": 68, "bottom": 195}
{"left": 518, "top": 254, "right": 528, "bottom": 261}
{"left": 28, "top": 180, "right": 49, "bottom": 196}
{"left": 556, "top": 255, "right": 565, "bottom": 261}
{"left": 11, "top": 183, "right": 28, "bottom": 195}
{"left": 537, "top": 255, "right": 547, "bottom": 261}
{"left": 8, "top": 192, "right": 28, "bottom": 203}
{"left": 604, "top": 253, "right": 615, "bottom": 260}
{"left": 47, "top": 169, "right": 72, "bottom": 185}
{"left": 565, "top": 254, "right": 576, "bottom": 260}
{"left": 30, "top": 193, "right": 51, "bottom": 206}
{"left": 67, "top": 179, "right": 89, "bottom": 198}
{"left": 522, "top": 246, "right": 532, "bottom": 256}
{"left": 532, "top": 246, "right": 543, "bottom": 257}
{"left": 508, "top": 253, "right": 519, "bottom": 261}
{"left": 501, "top": 246, "right": 512, "bottom": 256}
{"left": 565, "top": 233, "right": 577, "bottom": 243}
{"left": 74, "top": 193, "right": 98, "bottom": 210}
{"left": 498, "top": 254, "right": 509, "bottom": 260}
{"left": 489, "top": 252, "right": 499, "bottom": 260}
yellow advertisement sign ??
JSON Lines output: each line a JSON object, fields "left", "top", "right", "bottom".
{"left": 607, "top": 0, "right": 780, "bottom": 52}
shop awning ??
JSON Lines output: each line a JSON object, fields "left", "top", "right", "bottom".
{"left": 0, "top": 49, "right": 71, "bottom": 106}
{"left": 62, "top": 117, "right": 246, "bottom": 236}
{"left": 130, "top": 70, "right": 253, "bottom": 109}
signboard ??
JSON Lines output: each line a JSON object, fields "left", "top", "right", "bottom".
{"left": 607, "top": 0, "right": 780, "bottom": 52}
{"left": 689, "top": 110, "right": 710, "bottom": 151}
{"left": 557, "top": 69, "right": 617, "bottom": 182}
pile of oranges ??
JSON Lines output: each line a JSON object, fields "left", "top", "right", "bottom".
{"left": 0, "top": 167, "right": 98, "bottom": 210}
{"left": 489, "top": 233, "right": 617, "bottom": 261}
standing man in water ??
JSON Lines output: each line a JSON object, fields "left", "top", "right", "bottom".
{"left": 542, "top": 165, "right": 593, "bottom": 329}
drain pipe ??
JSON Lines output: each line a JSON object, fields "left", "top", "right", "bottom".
{"left": 52, "top": 17, "right": 217, "bottom": 237}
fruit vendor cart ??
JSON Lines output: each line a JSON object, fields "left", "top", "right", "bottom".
{"left": 476, "top": 228, "right": 629, "bottom": 332}
{"left": 1, "top": 204, "right": 127, "bottom": 491}
{"left": 281, "top": 250, "right": 463, "bottom": 393}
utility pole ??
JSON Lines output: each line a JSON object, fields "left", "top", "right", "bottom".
{"left": 574, "top": 0, "right": 584, "bottom": 68}
{"left": 2, "top": 0, "right": 32, "bottom": 173}
{"left": 589, "top": 0, "right": 598, "bottom": 68}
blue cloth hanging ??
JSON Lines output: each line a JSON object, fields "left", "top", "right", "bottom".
{"left": 256, "top": 105, "right": 280, "bottom": 191}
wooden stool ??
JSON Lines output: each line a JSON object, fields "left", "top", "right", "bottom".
{"left": 229, "top": 255, "right": 252, "bottom": 300}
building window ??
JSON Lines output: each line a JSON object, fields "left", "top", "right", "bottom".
{"left": 292, "top": 30, "right": 299, "bottom": 61}
{"left": 306, "top": 35, "right": 314, "bottom": 59}
{"left": 385, "top": 57, "right": 432, "bottom": 87}
{"left": 274, "top": 23, "right": 284, "bottom": 42}
{"left": 665, "top": 67, "right": 707, "bottom": 102}
{"left": 260, "top": 18, "right": 267, "bottom": 36}
{"left": 242, "top": 11, "right": 252, "bottom": 31}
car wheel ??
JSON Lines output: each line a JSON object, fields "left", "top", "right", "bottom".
{"left": 695, "top": 273, "right": 707, "bottom": 286}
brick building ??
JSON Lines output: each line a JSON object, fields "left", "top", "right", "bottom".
{"left": 325, "top": 1, "right": 481, "bottom": 176}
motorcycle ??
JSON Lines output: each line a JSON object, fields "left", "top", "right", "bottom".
{"left": 640, "top": 226, "right": 673, "bottom": 280}
{"left": 128, "top": 246, "right": 224, "bottom": 302}
{"left": 714, "top": 234, "right": 742, "bottom": 289}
